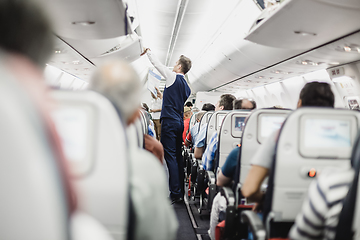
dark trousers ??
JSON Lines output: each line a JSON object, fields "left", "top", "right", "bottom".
{"left": 161, "top": 118, "right": 184, "bottom": 200}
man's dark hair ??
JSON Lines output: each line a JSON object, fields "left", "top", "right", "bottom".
{"left": 0, "top": 0, "right": 54, "bottom": 67}
{"left": 233, "top": 98, "right": 256, "bottom": 110}
{"left": 299, "top": 82, "right": 334, "bottom": 107}
{"left": 185, "top": 101, "right": 193, "bottom": 107}
{"left": 179, "top": 55, "right": 192, "bottom": 74}
{"left": 202, "top": 103, "right": 215, "bottom": 111}
{"left": 250, "top": 100, "right": 257, "bottom": 109}
{"left": 219, "top": 94, "right": 236, "bottom": 110}
{"left": 142, "top": 103, "right": 149, "bottom": 112}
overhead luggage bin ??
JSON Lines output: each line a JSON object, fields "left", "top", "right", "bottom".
{"left": 36, "top": 0, "right": 131, "bottom": 40}
{"left": 245, "top": 0, "right": 360, "bottom": 50}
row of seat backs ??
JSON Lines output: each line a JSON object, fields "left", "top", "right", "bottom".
{"left": 239, "top": 109, "right": 292, "bottom": 185}
{"left": 189, "top": 112, "right": 197, "bottom": 130}
{"left": 218, "top": 110, "right": 251, "bottom": 168}
{"left": 199, "top": 111, "right": 214, "bottom": 133}
{"left": 207, "top": 110, "right": 230, "bottom": 145}
{"left": 264, "top": 108, "right": 360, "bottom": 234}
{"left": 52, "top": 90, "right": 130, "bottom": 240}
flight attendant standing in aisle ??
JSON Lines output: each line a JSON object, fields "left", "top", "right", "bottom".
{"left": 142, "top": 48, "right": 192, "bottom": 204}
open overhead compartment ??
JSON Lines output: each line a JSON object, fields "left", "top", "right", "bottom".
{"left": 245, "top": 0, "right": 360, "bottom": 49}
{"left": 39, "top": 0, "right": 143, "bottom": 82}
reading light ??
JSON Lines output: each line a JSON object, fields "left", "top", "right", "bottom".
{"left": 294, "top": 31, "right": 316, "bottom": 36}
{"left": 301, "top": 61, "right": 308, "bottom": 65}
{"left": 54, "top": 50, "right": 62, "bottom": 54}
{"left": 72, "top": 60, "right": 81, "bottom": 65}
{"left": 72, "top": 21, "right": 96, "bottom": 26}
{"left": 344, "top": 46, "right": 352, "bottom": 52}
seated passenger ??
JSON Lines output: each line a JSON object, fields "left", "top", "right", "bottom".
{"left": 289, "top": 167, "right": 354, "bottom": 240}
{"left": 207, "top": 99, "right": 256, "bottom": 240}
{"left": 202, "top": 103, "right": 216, "bottom": 111}
{"left": 185, "top": 111, "right": 206, "bottom": 147}
{"left": 90, "top": 61, "right": 178, "bottom": 240}
{"left": 194, "top": 94, "right": 236, "bottom": 159}
{"left": 202, "top": 98, "right": 255, "bottom": 171}
{"left": 185, "top": 103, "right": 215, "bottom": 147}
{"left": 185, "top": 101, "right": 193, "bottom": 108}
{"left": 182, "top": 106, "right": 192, "bottom": 142}
{"left": 241, "top": 82, "right": 335, "bottom": 206}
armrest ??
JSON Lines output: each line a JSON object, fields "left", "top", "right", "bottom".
{"left": 220, "top": 187, "right": 235, "bottom": 206}
{"left": 206, "top": 171, "right": 215, "bottom": 184}
{"left": 197, "top": 160, "right": 203, "bottom": 170}
{"left": 241, "top": 211, "right": 266, "bottom": 240}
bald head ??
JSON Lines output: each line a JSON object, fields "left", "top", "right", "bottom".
{"left": 233, "top": 98, "right": 256, "bottom": 110}
{"left": 90, "top": 61, "right": 141, "bottom": 125}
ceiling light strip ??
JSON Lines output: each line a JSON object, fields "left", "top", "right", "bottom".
{"left": 165, "top": 0, "right": 189, "bottom": 66}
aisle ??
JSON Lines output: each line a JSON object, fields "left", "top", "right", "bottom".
{"left": 173, "top": 192, "right": 211, "bottom": 240}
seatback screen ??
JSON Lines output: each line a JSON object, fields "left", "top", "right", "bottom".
{"left": 234, "top": 117, "right": 246, "bottom": 132}
{"left": 304, "top": 119, "right": 351, "bottom": 148}
{"left": 52, "top": 108, "right": 89, "bottom": 162}
{"left": 260, "top": 116, "right": 286, "bottom": 138}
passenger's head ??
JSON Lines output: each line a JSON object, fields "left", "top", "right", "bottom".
{"left": 184, "top": 106, "right": 192, "bottom": 119}
{"left": 185, "top": 101, "right": 193, "bottom": 108}
{"left": 142, "top": 103, "right": 149, "bottom": 112}
{"left": 202, "top": 103, "right": 215, "bottom": 111}
{"left": 0, "top": 0, "right": 54, "bottom": 67}
{"left": 298, "top": 82, "right": 334, "bottom": 108}
{"left": 233, "top": 98, "right": 256, "bottom": 110}
{"left": 216, "top": 94, "right": 236, "bottom": 111}
{"left": 196, "top": 111, "right": 206, "bottom": 122}
{"left": 90, "top": 60, "right": 141, "bottom": 126}
{"left": 250, "top": 100, "right": 257, "bottom": 109}
{"left": 173, "top": 55, "right": 192, "bottom": 74}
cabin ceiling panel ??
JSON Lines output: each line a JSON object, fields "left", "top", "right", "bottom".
{"left": 167, "top": 0, "right": 219, "bottom": 66}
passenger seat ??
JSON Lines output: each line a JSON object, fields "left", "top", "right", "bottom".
{"left": 242, "top": 107, "right": 360, "bottom": 239}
